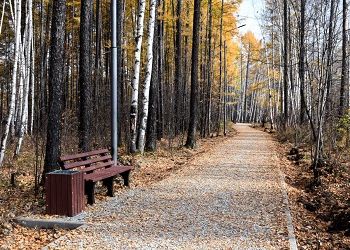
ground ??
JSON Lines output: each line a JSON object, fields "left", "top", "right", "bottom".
{"left": 0, "top": 123, "right": 349, "bottom": 249}
{"left": 276, "top": 137, "right": 350, "bottom": 249}
{"left": 45, "top": 124, "right": 292, "bottom": 249}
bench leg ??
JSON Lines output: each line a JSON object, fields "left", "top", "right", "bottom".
{"left": 103, "top": 177, "right": 114, "bottom": 197}
{"left": 86, "top": 181, "right": 95, "bottom": 205}
{"left": 120, "top": 170, "right": 130, "bottom": 187}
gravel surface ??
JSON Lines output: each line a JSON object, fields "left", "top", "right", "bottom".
{"left": 45, "top": 124, "right": 293, "bottom": 249}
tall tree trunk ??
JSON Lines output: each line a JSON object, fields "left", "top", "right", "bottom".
{"left": 15, "top": 0, "right": 34, "bottom": 155}
{"left": 223, "top": 41, "right": 227, "bottom": 135}
{"left": 174, "top": 0, "right": 182, "bottom": 136}
{"left": 185, "top": 0, "right": 201, "bottom": 148}
{"left": 145, "top": 0, "right": 160, "bottom": 152}
{"left": 313, "top": 0, "right": 336, "bottom": 185}
{"left": 299, "top": 0, "right": 306, "bottom": 124}
{"left": 43, "top": 0, "right": 67, "bottom": 174}
{"left": 78, "top": 0, "right": 92, "bottom": 151}
{"left": 130, "top": 0, "right": 146, "bottom": 153}
{"left": 0, "top": 0, "right": 21, "bottom": 166}
{"left": 205, "top": 0, "right": 213, "bottom": 136}
{"left": 283, "top": 0, "right": 289, "bottom": 127}
{"left": 137, "top": 0, "right": 157, "bottom": 153}
{"left": 243, "top": 45, "right": 251, "bottom": 122}
{"left": 217, "top": 0, "right": 224, "bottom": 134}
{"left": 265, "top": 43, "right": 274, "bottom": 129}
{"left": 339, "top": 0, "right": 348, "bottom": 117}
{"left": 94, "top": 0, "right": 102, "bottom": 134}
{"left": 157, "top": 0, "right": 164, "bottom": 140}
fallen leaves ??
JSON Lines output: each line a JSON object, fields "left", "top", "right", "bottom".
{"left": 1, "top": 125, "right": 237, "bottom": 249}
{"left": 276, "top": 141, "right": 350, "bottom": 249}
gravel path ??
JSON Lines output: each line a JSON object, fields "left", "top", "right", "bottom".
{"left": 46, "top": 124, "right": 294, "bottom": 249}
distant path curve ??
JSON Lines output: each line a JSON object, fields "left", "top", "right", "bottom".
{"left": 46, "top": 124, "right": 296, "bottom": 250}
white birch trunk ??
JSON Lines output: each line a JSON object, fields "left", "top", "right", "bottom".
{"left": 30, "top": 31, "right": 35, "bottom": 134}
{"left": 137, "top": 0, "right": 157, "bottom": 153}
{"left": 130, "top": 0, "right": 146, "bottom": 152}
{"left": 0, "top": 0, "right": 6, "bottom": 36}
{"left": 16, "top": 44, "right": 25, "bottom": 133}
{"left": 16, "top": 0, "right": 33, "bottom": 154}
{"left": 0, "top": 0, "right": 21, "bottom": 166}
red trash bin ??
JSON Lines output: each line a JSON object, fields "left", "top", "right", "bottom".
{"left": 45, "top": 170, "right": 84, "bottom": 217}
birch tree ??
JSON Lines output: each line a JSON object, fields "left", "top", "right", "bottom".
{"left": 0, "top": 0, "right": 21, "bottom": 166}
{"left": 130, "top": 0, "right": 146, "bottom": 153}
{"left": 15, "top": 0, "right": 34, "bottom": 155}
{"left": 137, "top": 0, "right": 157, "bottom": 154}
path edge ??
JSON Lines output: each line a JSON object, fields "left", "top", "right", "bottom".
{"left": 279, "top": 170, "right": 298, "bottom": 250}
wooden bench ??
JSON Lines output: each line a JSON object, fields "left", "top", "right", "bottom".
{"left": 59, "top": 149, "right": 132, "bottom": 205}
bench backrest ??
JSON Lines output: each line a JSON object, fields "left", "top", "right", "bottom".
{"left": 59, "top": 149, "right": 113, "bottom": 171}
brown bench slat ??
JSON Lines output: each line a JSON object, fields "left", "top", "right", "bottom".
{"left": 79, "top": 160, "right": 115, "bottom": 173}
{"left": 63, "top": 155, "right": 112, "bottom": 170}
{"left": 59, "top": 149, "right": 132, "bottom": 205}
{"left": 85, "top": 166, "right": 132, "bottom": 182}
{"left": 60, "top": 149, "right": 109, "bottom": 162}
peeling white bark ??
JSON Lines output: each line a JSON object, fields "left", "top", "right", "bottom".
{"left": 0, "top": 0, "right": 6, "bottom": 36}
{"left": 0, "top": 0, "right": 21, "bottom": 165}
{"left": 130, "top": 0, "right": 146, "bottom": 152}
{"left": 138, "top": 0, "right": 157, "bottom": 153}
{"left": 15, "top": 0, "right": 33, "bottom": 155}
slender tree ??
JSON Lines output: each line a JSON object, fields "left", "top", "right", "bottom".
{"left": 0, "top": 0, "right": 22, "bottom": 166}
{"left": 283, "top": 0, "right": 289, "bottom": 127}
{"left": 130, "top": 0, "right": 146, "bottom": 153}
{"left": 217, "top": 0, "right": 224, "bottom": 133}
{"left": 185, "top": 0, "right": 201, "bottom": 148}
{"left": 174, "top": 0, "right": 183, "bottom": 136}
{"left": 223, "top": 41, "right": 227, "bottom": 136}
{"left": 145, "top": 1, "right": 160, "bottom": 152}
{"left": 138, "top": 0, "right": 157, "bottom": 153}
{"left": 299, "top": 0, "right": 306, "bottom": 124}
{"left": 205, "top": 0, "right": 213, "bottom": 136}
{"left": 78, "top": 0, "right": 93, "bottom": 151}
{"left": 339, "top": 0, "right": 348, "bottom": 117}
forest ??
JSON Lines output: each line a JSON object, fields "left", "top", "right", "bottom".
{"left": 0, "top": 0, "right": 349, "bottom": 248}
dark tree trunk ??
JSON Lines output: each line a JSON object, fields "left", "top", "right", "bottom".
{"left": 205, "top": 0, "right": 213, "bottom": 137}
{"left": 325, "top": 0, "right": 336, "bottom": 111}
{"left": 43, "top": 0, "right": 67, "bottom": 174}
{"left": 78, "top": 0, "right": 93, "bottom": 151}
{"left": 299, "top": 0, "right": 306, "bottom": 124}
{"left": 223, "top": 42, "right": 227, "bottom": 135}
{"left": 217, "top": 0, "right": 224, "bottom": 134}
{"left": 174, "top": 0, "right": 183, "bottom": 136}
{"left": 340, "top": 0, "right": 348, "bottom": 117}
{"left": 94, "top": 0, "right": 102, "bottom": 134}
{"left": 157, "top": 0, "right": 165, "bottom": 140}
{"left": 185, "top": 0, "right": 201, "bottom": 148}
{"left": 145, "top": 0, "right": 160, "bottom": 152}
{"left": 39, "top": 1, "right": 51, "bottom": 126}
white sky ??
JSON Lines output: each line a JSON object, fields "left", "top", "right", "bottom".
{"left": 237, "top": 0, "right": 265, "bottom": 40}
